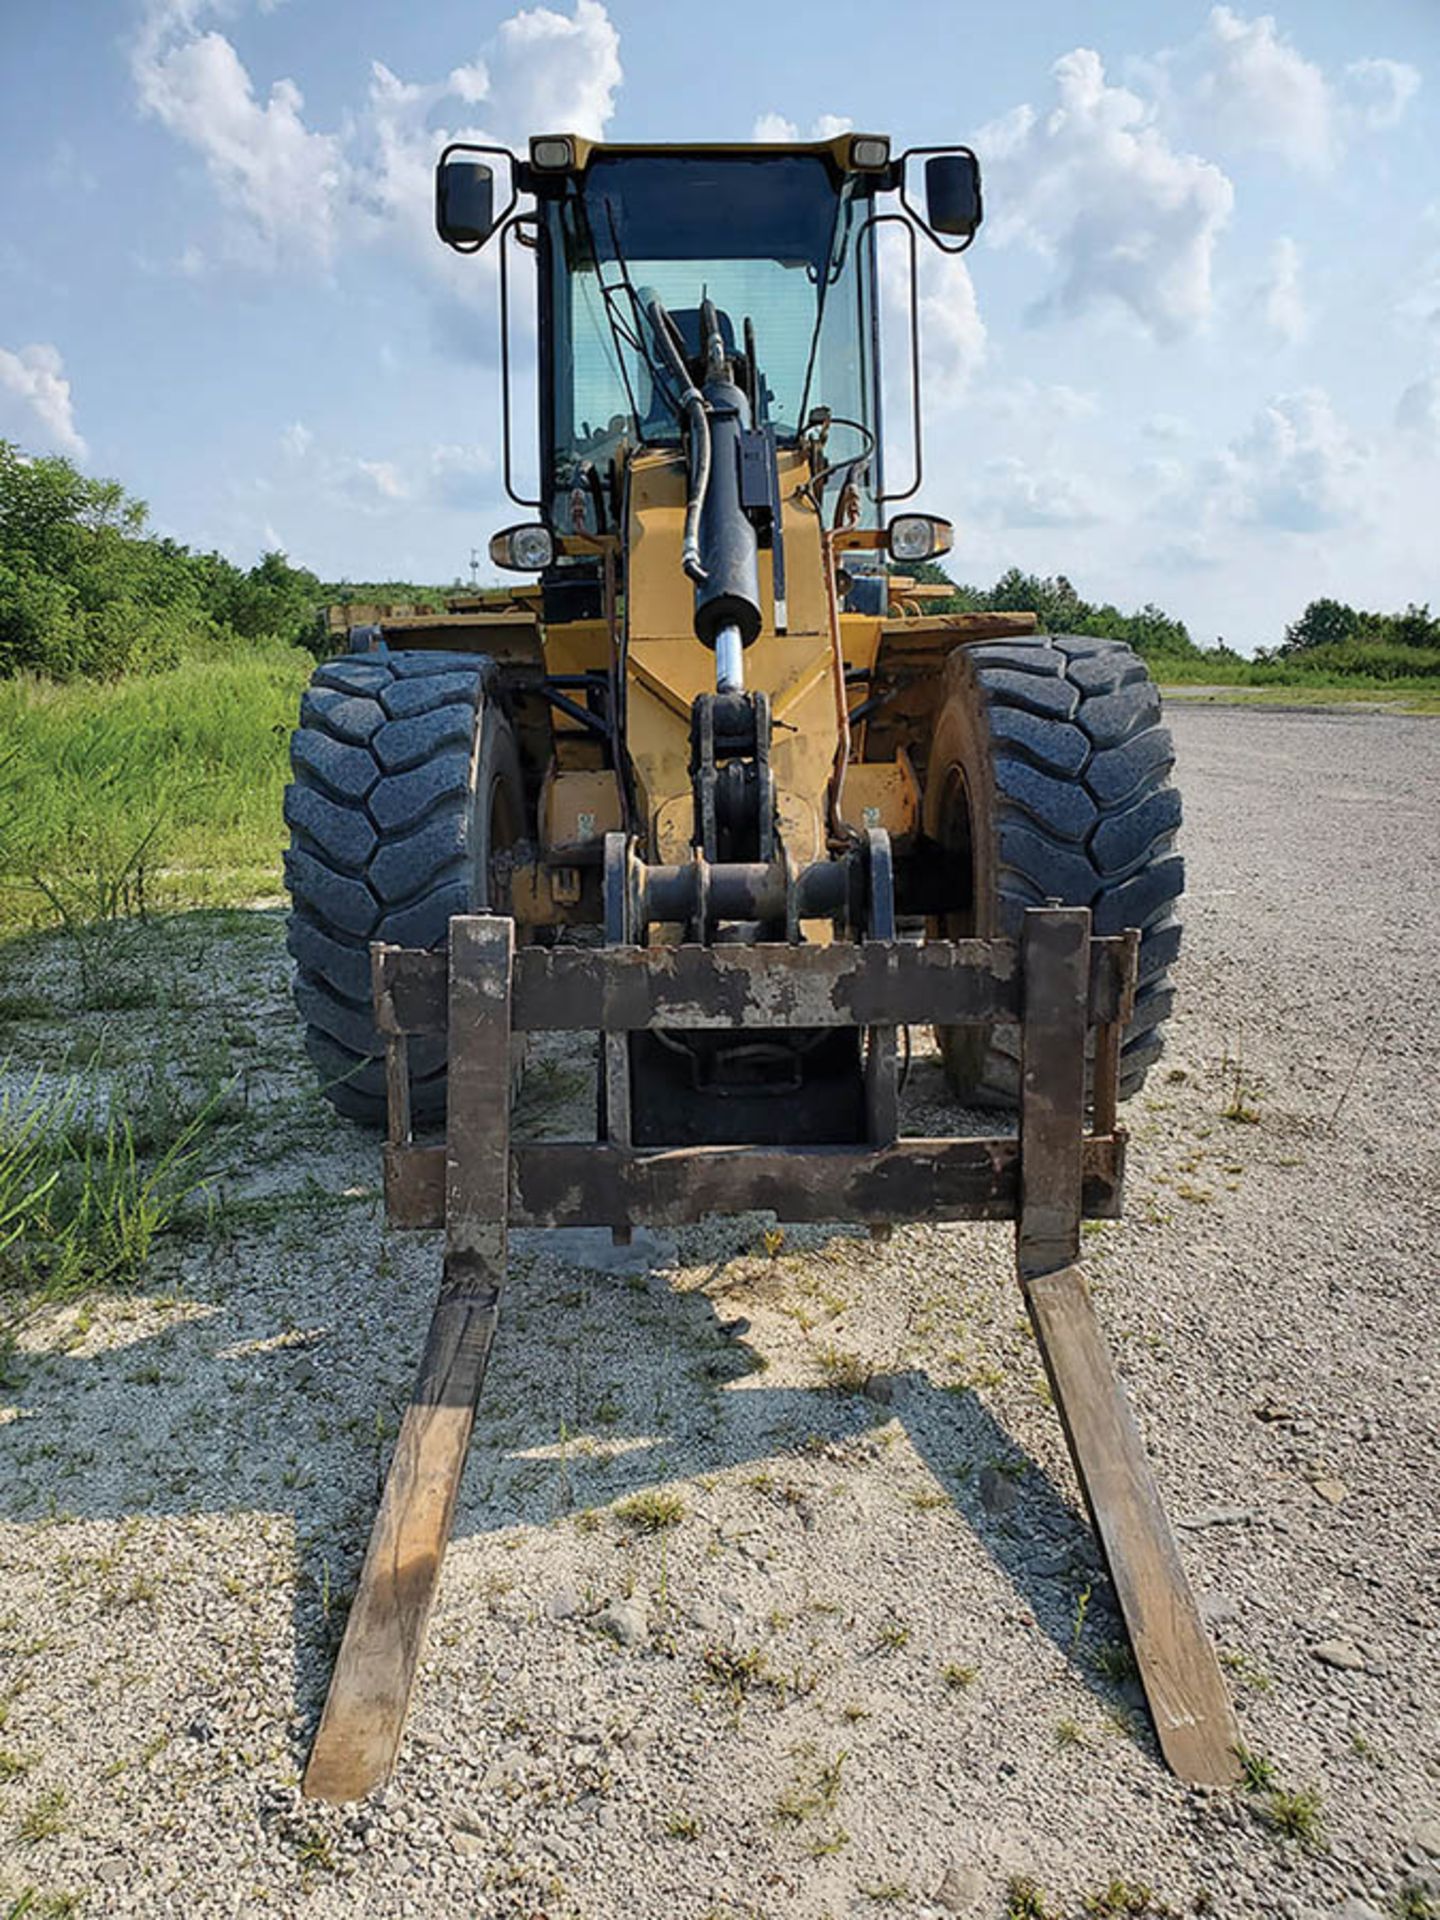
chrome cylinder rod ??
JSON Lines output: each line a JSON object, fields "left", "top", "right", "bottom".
{"left": 715, "top": 621, "right": 745, "bottom": 694}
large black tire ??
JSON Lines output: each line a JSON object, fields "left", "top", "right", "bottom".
{"left": 923, "top": 632, "right": 1182, "bottom": 1106}
{"left": 283, "top": 652, "right": 526, "bottom": 1124}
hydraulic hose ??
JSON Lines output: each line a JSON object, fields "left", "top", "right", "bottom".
{"left": 640, "top": 287, "right": 710, "bottom": 581}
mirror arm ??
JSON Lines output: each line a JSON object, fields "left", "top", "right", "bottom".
{"left": 859, "top": 211, "right": 923, "bottom": 507}
{"left": 499, "top": 213, "right": 546, "bottom": 513}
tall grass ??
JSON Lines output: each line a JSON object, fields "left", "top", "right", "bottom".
{"left": 0, "top": 647, "right": 310, "bottom": 933}
{"left": 1153, "top": 649, "right": 1440, "bottom": 693}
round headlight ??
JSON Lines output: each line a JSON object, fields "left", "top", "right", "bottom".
{"left": 510, "top": 525, "right": 554, "bottom": 569}
{"left": 887, "top": 515, "right": 953, "bottom": 563}
{"left": 888, "top": 516, "right": 935, "bottom": 562}
{"left": 489, "top": 524, "right": 555, "bottom": 571}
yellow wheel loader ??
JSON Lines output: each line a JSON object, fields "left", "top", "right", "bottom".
{"left": 284, "top": 133, "right": 1234, "bottom": 1803}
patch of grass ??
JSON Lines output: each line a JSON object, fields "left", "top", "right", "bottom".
{"left": 875, "top": 1617, "right": 911, "bottom": 1652}
{"left": 665, "top": 1810, "right": 702, "bottom": 1840}
{"left": 1235, "top": 1746, "right": 1325, "bottom": 1850}
{"left": 860, "top": 1883, "right": 910, "bottom": 1904}
{"left": 1081, "top": 1881, "right": 1177, "bottom": 1917}
{"left": 1090, "top": 1640, "right": 1140, "bottom": 1686}
{"left": 1218, "top": 1649, "right": 1274, "bottom": 1694}
{"left": 1259, "top": 1785, "right": 1325, "bottom": 1848}
{"left": 1004, "top": 1877, "right": 1056, "bottom": 1920}
{"left": 774, "top": 1746, "right": 847, "bottom": 1826}
{"left": 1393, "top": 1885, "right": 1439, "bottom": 1920}
{"left": 0, "top": 1747, "right": 34, "bottom": 1780}
{"left": 1056, "top": 1718, "right": 1086, "bottom": 1749}
{"left": 904, "top": 1489, "right": 949, "bottom": 1511}
{"left": 702, "top": 1644, "right": 773, "bottom": 1703}
{"left": 613, "top": 1489, "right": 686, "bottom": 1534}
{"left": 0, "top": 1068, "right": 219, "bottom": 1320}
{"left": 941, "top": 1662, "right": 977, "bottom": 1691}
{"left": 16, "top": 1786, "right": 67, "bottom": 1844}
{"left": 291, "top": 1824, "right": 338, "bottom": 1874}
{"left": 1233, "top": 1743, "right": 1276, "bottom": 1793}
{"left": 1221, "top": 1044, "right": 1261, "bottom": 1125}
{"left": 816, "top": 1343, "right": 867, "bottom": 1393}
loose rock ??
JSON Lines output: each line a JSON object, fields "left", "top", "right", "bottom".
{"left": 597, "top": 1600, "right": 648, "bottom": 1648}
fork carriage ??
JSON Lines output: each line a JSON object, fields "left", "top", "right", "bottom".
{"left": 302, "top": 893, "right": 1239, "bottom": 1804}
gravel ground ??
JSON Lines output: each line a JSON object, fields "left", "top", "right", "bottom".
{"left": 1, "top": 705, "right": 1437, "bottom": 1920}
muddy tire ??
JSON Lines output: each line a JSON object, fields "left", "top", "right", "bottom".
{"left": 283, "top": 652, "right": 526, "bottom": 1124}
{"left": 923, "top": 632, "right": 1182, "bottom": 1106}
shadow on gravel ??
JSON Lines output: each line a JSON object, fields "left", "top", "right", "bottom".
{"left": 0, "top": 1227, "right": 1147, "bottom": 1778}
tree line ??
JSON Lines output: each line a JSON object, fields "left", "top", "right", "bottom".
{"left": 906, "top": 564, "right": 1440, "bottom": 680}
{"left": 0, "top": 442, "right": 439, "bottom": 679}
{"left": 2, "top": 442, "right": 1436, "bottom": 682}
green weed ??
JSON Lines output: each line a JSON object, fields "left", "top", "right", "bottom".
{"left": 0, "top": 1069, "right": 217, "bottom": 1318}
{"left": 17, "top": 1787, "right": 67, "bottom": 1843}
{"left": 1004, "top": 1878, "right": 1055, "bottom": 1920}
{"left": 613, "top": 1489, "right": 686, "bottom": 1534}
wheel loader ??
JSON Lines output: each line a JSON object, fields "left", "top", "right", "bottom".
{"left": 284, "top": 133, "right": 1235, "bottom": 1804}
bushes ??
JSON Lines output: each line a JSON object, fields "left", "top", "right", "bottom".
{"left": 0, "top": 441, "right": 334, "bottom": 679}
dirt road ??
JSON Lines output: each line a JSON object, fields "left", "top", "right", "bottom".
{"left": 1, "top": 705, "right": 1437, "bottom": 1918}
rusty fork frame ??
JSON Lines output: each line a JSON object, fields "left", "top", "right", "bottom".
{"left": 303, "top": 909, "right": 1239, "bottom": 1803}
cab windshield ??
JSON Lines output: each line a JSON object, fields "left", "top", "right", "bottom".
{"left": 539, "top": 153, "right": 879, "bottom": 510}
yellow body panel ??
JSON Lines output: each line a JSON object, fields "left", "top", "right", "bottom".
{"left": 623, "top": 448, "right": 884, "bottom": 865}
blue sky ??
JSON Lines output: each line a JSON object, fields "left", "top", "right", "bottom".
{"left": 1, "top": 0, "right": 1437, "bottom": 648}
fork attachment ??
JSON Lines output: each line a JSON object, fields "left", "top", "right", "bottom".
{"left": 303, "top": 908, "right": 1238, "bottom": 1800}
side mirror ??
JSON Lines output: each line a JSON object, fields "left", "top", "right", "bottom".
{"left": 436, "top": 159, "right": 496, "bottom": 250}
{"left": 924, "top": 153, "right": 982, "bottom": 240}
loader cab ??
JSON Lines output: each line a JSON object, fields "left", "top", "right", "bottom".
{"left": 531, "top": 144, "right": 885, "bottom": 532}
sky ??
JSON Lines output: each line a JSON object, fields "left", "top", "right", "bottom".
{"left": 1, "top": 0, "right": 1438, "bottom": 650}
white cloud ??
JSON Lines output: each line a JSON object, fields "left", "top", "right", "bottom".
{"left": 132, "top": 7, "right": 344, "bottom": 267}
{"left": 982, "top": 455, "right": 1103, "bottom": 528}
{"left": 879, "top": 233, "right": 986, "bottom": 426}
{"left": 279, "top": 420, "right": 312, "bottom": 460}
{"left": 350, "top": 458, "right": 408, "bottom": 503}
{"left": 1209, "top": 388, "right": 1368, "bottom": 532}
{"left": 1180, "top": 8, "right": 1333, "bottom": 171}
{"left": 0, "top": 342, "right": 87, "bottom": 456}
{"left": 429, "top": 442, "right": 497, "bottom": 509}
{"left": 916, "top": 253, "right": 987, "bottom": 405}
{"left": 1148, "top": 10, "right": 1420, "bottom": 173}
{"left": 978, "top": 47, "right": 1234, "bottom": 341}
{"left": 989, "top": 379, "right": 1099, "bottom": 423}
{"left": 752, "top": 112, "right": 853, "bottom": 142}
{"left": 131, "top": 0, "right": 621, "bottom": 274}
{"left": 1260, "top": 235, "right": 1306, "bottom": 344}
{"left": 1395, "top": 376, "right": 1440, "bottom": 444}
{"left": 1344, "top": 56, "right": 1421, "bottom": 132}
{"left": 486, "top": 0, "right": 621, "bottom": 143}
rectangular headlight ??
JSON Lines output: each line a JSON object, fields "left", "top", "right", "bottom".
{"left": 530, "top": 136, "right": 575, "bottom": 171}
{"left": 850, "top": 135, "right": 891, "bottom": 171}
